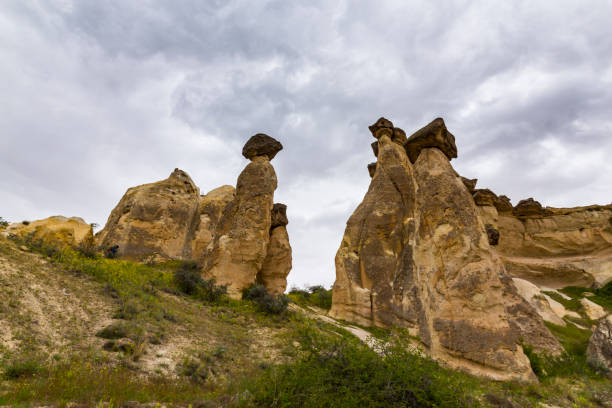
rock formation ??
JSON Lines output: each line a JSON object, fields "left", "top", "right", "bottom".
{"left": 330, "top": 117, "right": 562, "bottom": 382}
{"left": 587, "top": 315, "right": 612, "bottom": 375}
{"left": 5, "top": 216, "right": 93, "bottom": 248}
{"left": 96, "top": 134, "right": 292, "bottom": 297}
{"left": 474, "top": 194, "right": 612, "bottom": 288}
{"left": 96, "top": 169, "right": 201, "bottom": 261}
{"left": 202, "top": 134, "right": 287, "bottom": 299}
{"left": 259, "top": 204, "right": 292, "bottom": 295}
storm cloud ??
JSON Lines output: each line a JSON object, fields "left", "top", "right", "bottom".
{"left": 1, "top": 0, "right": 611, "bottom": 289}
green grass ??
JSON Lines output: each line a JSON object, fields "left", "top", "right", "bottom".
{"left": 241, "top": 323, "right": 482, "bottom": 408}
{"left": 560, "top": 284, "right": 612, "bottom": 311}
{"left": 0, "top": 353, "right": 212, "bottom": 406}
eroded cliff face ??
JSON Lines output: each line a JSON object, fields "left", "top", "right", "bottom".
{"left": 96, "top": 169, "right": 201, "bottom": 261}
{"left": 474, "top": 195, "right": 612, "bottom": 288}
{"left": 330, "top": 118, "right": 562, "bottom": 382}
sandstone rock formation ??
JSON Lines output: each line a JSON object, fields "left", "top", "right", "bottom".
{"left": 96, "top": 169, "right": 200, "bottom": 261}
{"left": 259, "top": 204, "right": 292, "bottom": 295}
{"left": 6, "top": 216, "right": 93, "bottom": 248}
{"left": 330, "top": 117, "right": 562, "bottom": 382}
{"left": 587, "top": 315, "right": 612, "bottom": 375}
{"left": 475, "top": 197, "right": 612, "bottom": 288}
{"left": 191, "top": 185, "right": 236, "bottom": 259}
{"left": 203, "top": 134, "right": 287, "bottom": 299}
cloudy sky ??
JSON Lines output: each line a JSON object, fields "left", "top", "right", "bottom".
{"left": 1, "top": 1, "right": 611, "bottom": 289}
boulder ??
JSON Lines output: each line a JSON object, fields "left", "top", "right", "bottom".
{"left": 580, "top": 298, "right": 607, "bottom": 320}
{"left": 461, "top": 177, "right": 478, "bottom": 194}
{"left": 96, "top": 169, "right": 200, "bottom": 261}
{"left": 242, "top": 133, "right": 283, "bottom": 160}
{"left": 271, "top": 203, "right": 289, "bottom": 228}
{"left": 587, "top": 315, "right": 612, "bottom": 374}
{"left": 7, "top": 216, "right": 93, "bottom": 248}
{"left": 258, "top": 225, "right": 292, "bottom": 295}
{"left": 473, "top": 189, "right": 498, "bottom": 207}
{"left": 404, "top": 118, "right": 458, "bottom": 163}
{"left": 513, "top": 198, "right": 546, "bottom": 217}
{"left": 330, "top": 118, "right": 561, "bottom": 382}
{"left": 203, "top": 136, "right": 283, "bottom": 299}
{"left": 367, "top": 162, "right": 377, "bottom": 178}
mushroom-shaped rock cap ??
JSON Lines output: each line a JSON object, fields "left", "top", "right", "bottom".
{"left": 242, "top": 133, "right": 283, "bottom": 160}
{"left": 404, "top": 118, "right": 458, "bottom": 163}
{"left": 368, "top": 117, "right": 394, "bottom": 139}
{"left": 271, "top": 203, "right": 289, "bottom": 228}
{"left": 513, "top": 197, "right": 545, "bottom": 217}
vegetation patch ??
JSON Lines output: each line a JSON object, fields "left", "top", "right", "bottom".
{"left": 560, "top": 283, "right": 612, "bottom": 311}
{"left": 288, "top": 285, "right": 332, "bottom": 310}
{"left": 243, "top": 284, "right": 289, "bottom": 315}
{"left": 173, "top": 260, "right": 227, "bottom": 302}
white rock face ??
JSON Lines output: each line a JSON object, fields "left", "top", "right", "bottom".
{"left": 580, "top": 298, "right": 607, "bottom": 321}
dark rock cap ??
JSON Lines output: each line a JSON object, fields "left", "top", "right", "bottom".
{"left": 404, "top": 118, "right": 458, "bottom": 163}
{"left": 472, "top": 189, "right": 498, "bottom": 207}
{"left": 368, "top": 117, "right": 394, "bottom": 139}
{"left": 367, "top": 162, "right": 377, "bottom": 178}
{"left": 371, "top": 141, "right": 379, "bottom": 158}
{"left": 495, "top": 195, "right": 513, "bottom": 213}
{"left": 513, "top": 198, "right": 546, "bottom": 217}
{"left": 242, "top": 133, "right": 283, "bottom": 160}
{"left": 271, "top": 203, "right": 288, "bottom": 228}
{"left": 461, "top": 177, "right": 478, "bottom": 194}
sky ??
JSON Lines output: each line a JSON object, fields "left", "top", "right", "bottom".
{"left": 1, "top": 0, "right": 611, "bottom": 290}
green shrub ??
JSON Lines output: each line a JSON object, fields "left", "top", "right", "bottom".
{"left": 0, "top": 217, "right": 8, "bottom": 228}
{"left": 95, "top": 322, "right": 131, "bottom": 339}
{"left": 244, "top": 325, "right": 479, "bottom": 407}
{"left": 174, "top": 261, "right": 202, "bottom": 295}
{"left": 173, "top": 261, "right": 227, "bottom": 302}
{"left": 243, "top": 284, "right": 288, "bottom": 315}
{"left": 3, "top": 355, "right": 46, "bottom": 380}
{"left": 21, "top": 220, "right": 30, "bottom": 225}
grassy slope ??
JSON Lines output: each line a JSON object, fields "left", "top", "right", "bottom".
{"left": 0, "top": 236, "right": 611, "bottom": 407}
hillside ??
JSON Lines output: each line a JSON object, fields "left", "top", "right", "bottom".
{"left": 1, "top": 235, "right": 612, "bottom": 407}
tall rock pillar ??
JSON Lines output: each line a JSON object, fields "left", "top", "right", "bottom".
{"left": 203, "top": 134, "right": 283, "bottom": 298}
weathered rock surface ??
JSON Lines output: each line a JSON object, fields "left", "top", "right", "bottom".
{"left": 191, "top": 185, "right": 236, "bottom": 260}
{"left": 477, "top": 203, "right": 612, "bottom": 288}
{"left": 242, "top": 133, "right": 283, "bottom": 160}
{"left": 404, "top": 117, "right": 458, "bottom": 163}
{"left": 367, "top": 162, "right": 377, "bottom": 178}
{"left": 473, "top": 189, "right": 498, "bottom": 207}
{"left": 587, "top": 315, "right": 612, "bottom": 375}
{"left": 511, "top": 278, "right": 579, "bottom": 326}
{"left": 461, "top": 177, "right": 477, "bottom": 194}
{"left": 331, "top": 118, "right": 561, "bottom": 382}
{"left": 486, "top": 225, "right": 500, "bottom": 246}
{"left": 96, "top": 169, "right": 200, "bottom": 261}
{"left": 203, "top": 135, "right": 284, "bottom": 299}
{"left": 581, "top": 298, "right": 607, "bottom": 321}
{"left": 6, "top": 216, "right": 93, "bottom": 248}
{"left": 259, "top": 225, "right": 292, "bottom": 295}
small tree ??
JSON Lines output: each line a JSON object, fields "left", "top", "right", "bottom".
{"left": 0, "top": 217, "right": 8, "bottom": 229}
